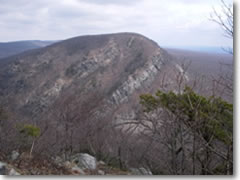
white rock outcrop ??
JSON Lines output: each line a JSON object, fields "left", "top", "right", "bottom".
{"left": 71, "top": 153, "right": 97, "bottom": 170}
{"left": 111, "top": 50, "right": 164, "bottom": 105}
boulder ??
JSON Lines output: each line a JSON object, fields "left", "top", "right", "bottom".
{"left": 98, "top": 170, "right": 105, "bottom": 175}
{"left": 53, "top": 156, "right": 64, "bottom": 165}
{"left": 0, "top": 162, "right": 7, "bottom": 175}
{"left": 71, "top": 165, "right": 85, "bottom": 175}
{"left": 8, "top": 168, "right": 20, "bottom": 176}
{"left": 98, "top": 160, "right": 106, "bottom": 166}
{"left": 130, "top": 167, "right": 152, "bottom": 175}
{"left": 60, "top": 160, "right": 85, "bottom": 175}
{"left": 11, "top": 150, "right": 20, "bottom": 161}
{"left": 62, "top": 161, "right": 72, "bottom": 169}
{"left": 71, "top": 153, "right": 97, "bottom": 170}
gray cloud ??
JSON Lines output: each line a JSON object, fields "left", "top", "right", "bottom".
{"left": 77, "top": 0, "right": 140, "bottom": 5}
{"left": 0, "top": 0, "right": 233, "bottom": 47}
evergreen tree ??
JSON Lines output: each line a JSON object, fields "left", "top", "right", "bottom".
{"left": 18, "top": 124, "right": 41, "bottom": 157}
{"left": 140, "top": 86, "right": 233, "bottom": 174}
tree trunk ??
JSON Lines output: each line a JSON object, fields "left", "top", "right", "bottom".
{"left": 180, "top": 123, "right": 185, "bottom": 174}
{"left": 118, "top": 147, "right": 123, "bottom": 170}
{"left": 30, "top": 140, "right": 35, "bottom": 157}
{"left": 192, "top": 131, "right": 196, "bottom": 175}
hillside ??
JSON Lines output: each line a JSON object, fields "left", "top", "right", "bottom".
{"left": 0, "top": 33, "right": 180, "bottom": 123}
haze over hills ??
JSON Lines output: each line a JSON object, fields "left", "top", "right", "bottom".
{"left": 0, "top": 39, "right": 232, "bottom": 60}
{"left": 0, "top": 40, "right": 56, "bottom": 59}
{"left": 166, "top": 48, "right": 233, "bottom": 76}
{"left": 164, "top": 46, "right": 232, "bottom": 54}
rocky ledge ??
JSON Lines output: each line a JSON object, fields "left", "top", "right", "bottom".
{"left": 0, "top": 151, "right": 152, "bottom": 175}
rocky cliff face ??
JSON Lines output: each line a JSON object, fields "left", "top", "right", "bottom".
{"left": 0, "top": 32, "right": 179, "bottom": 125}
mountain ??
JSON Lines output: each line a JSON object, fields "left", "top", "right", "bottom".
{"left": 1, "top": 33, "right": 232, "bottom": 124}
{"left": 0, "top": 40, "right": 56, "bottom": 59}
{"left": 0, "top": 33, "right": 180, "bottom": 123}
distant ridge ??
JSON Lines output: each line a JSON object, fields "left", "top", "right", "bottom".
{"left": 0, "top": 40, "right": 57, "bottom": 59}
{"left": 164, "top": 46, "right": 232, "bottom": 54}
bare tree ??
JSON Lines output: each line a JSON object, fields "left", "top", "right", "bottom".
{"left": 210, "top": 0, "right": 233, "bottom": 41}
{"left": 112, "top": 62, "right": 194, "bottom": 174}
{"left": 209, "top": 0, "right": 233, "bottom": 101}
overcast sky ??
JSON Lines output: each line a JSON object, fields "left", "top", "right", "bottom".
{"left": 0, "top": 0, "right": 233, "bottom": 47}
